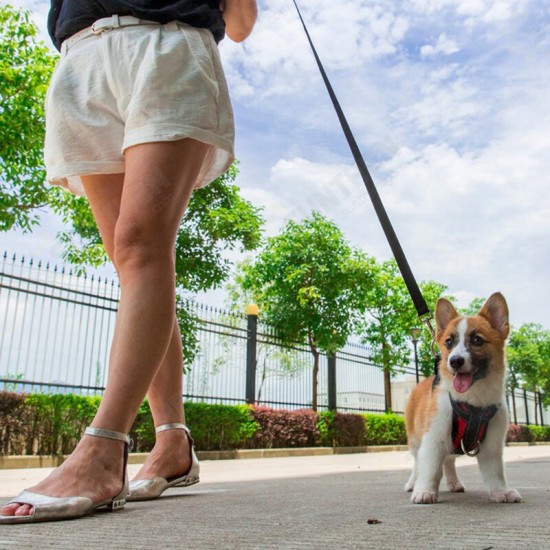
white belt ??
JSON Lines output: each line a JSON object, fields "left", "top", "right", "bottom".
{"left": 61, "top": 15, "right": 166, "bottom": 54}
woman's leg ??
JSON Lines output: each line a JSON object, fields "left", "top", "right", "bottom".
{"left": 0, "top": 138, "right": 209, "bottom": 517}
{"left": 79, "top": 174, "right": 192, "bottom": 480}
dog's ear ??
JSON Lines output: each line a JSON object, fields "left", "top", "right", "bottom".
{"left": 435, "top": 298, "right": 459, "bottom": 336}
{"left": 479, "top": 292, "right": 510, "bottom": 339}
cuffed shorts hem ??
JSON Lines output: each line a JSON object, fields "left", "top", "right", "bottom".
{"left": 43, "top": 20, "right": 235, "bottom": 200}
{"left": 122, "top": 124, "right": 235, "bottom": 188}
{"left": 46, "top": 125, "right": 235, "bottom": 197}
{"left": 47, "top": 161, "right": 126, "bottom": 197}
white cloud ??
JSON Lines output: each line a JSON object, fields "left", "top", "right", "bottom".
{"left": 6, "top": 0, "right": 550, "bottom": 330}
{"left": 420, "top": 33, "right": 460, "bottom": 56}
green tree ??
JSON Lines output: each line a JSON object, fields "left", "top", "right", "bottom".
{"left": 0, "top": 6, "right": 264, "bottom": 363}
{"left": 241, "top": 212, "right": 372, "bottom": 410}
{"left": 357, "top": 259, "right": 446, "bottom": 411}
{"left": 507, "top": 323, "right": 550, "bottom": 407}
{"left": 459, "top": 297, "right": 486, "bottom": 317}
{"left": 0, "top": 5, "right": 57, "bottom": 232}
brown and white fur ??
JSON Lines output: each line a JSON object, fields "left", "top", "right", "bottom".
{"left": 404, "top": 292, "right": 522, "bottom": 504}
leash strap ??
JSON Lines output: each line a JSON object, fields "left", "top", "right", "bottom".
{"left": 292, "top": 1, "right": 431, "bottom": 322}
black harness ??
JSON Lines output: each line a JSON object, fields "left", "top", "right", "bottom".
{"left": 432, "top": 374, "right": 500, "bottom": 456}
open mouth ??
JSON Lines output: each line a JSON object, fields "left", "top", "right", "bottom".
{"left": 453, "top": 371, "right": 475, "bottom": 393}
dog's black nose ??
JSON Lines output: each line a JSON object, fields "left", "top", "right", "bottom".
{"left": 450, "top": 356, "right": 465, "bottom": 370}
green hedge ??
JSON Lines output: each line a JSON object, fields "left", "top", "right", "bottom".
{"left": 364, "top": 413, "right": 407, "bottom": 445}
{"left": 0, "top": 392, "right": 547, "bottom": 456}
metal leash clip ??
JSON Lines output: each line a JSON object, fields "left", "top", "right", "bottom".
{"left": 461, "top": 439, "right": 481, "bottom": 457}
{"left": 419, "top": 312, "right": 438, "bottom": 357}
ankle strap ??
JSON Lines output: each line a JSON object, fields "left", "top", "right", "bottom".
{"left": 156, "top": 423, "right": 190, "bottom": 435}
{"left": 85, "top": 427, "right": 131, "bottom": 444}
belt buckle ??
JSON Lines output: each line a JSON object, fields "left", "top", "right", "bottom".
{"left": 92, "top": 15, "right": 120, "bottom": 34}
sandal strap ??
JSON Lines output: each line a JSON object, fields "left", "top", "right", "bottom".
{"left": 156, "top": 423, "right": 190, "bottom": 435}
{"left": 85, "top": 427, "right": 130, "bottom": 444}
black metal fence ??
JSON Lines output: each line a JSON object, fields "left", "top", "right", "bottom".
{"left": 1, "top": 250, "right": 548, "bottom": 424}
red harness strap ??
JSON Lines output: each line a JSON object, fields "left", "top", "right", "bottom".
{"left": 450, "top": 395, "right": 500, "bottom": 456}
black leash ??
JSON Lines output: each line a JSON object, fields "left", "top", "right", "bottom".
{"left": 291, "top": 0, "right": 437, "bottom": 346}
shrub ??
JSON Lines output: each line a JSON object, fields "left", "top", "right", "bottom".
{"left": 130, "top": 401, "right": 259, "bottom": 452}
{"left": 184, "top": 403, "right": 259, "bottom": 450}
{"left": 506, "top": 423, "right": 532, "bottom": 443}
{"left": 250, "top": 406, "right": 320, "bottom": 448}
{"left": 4, "top": 391, "right": 546, "bottom": 455}
{"left": 364, "top": 413, "right": 407, "bottom": 445}
{"left": 23, "top": 393, "right": 100, "bottom": 455}
{"left": 318, "top": 411, "right": 366, "bottom": 447}
{"left": 527, "top": 425, "right": 550, "bottom": 442}
{"left": 0, "top": 392, "right": 28, "bottom": 454}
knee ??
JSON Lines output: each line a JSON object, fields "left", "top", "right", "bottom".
{"left": 113, "top": 218, "right": 173, "bottom": 270}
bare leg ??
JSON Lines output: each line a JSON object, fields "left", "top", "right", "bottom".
{"left": 79, "top": 174, "right": 192, "bottom": 481}
{"left": 74, "top": 173, "right": 191, "bottom": 481}
{"left": 0, "top": 139, "right": 208, "bottom": 517}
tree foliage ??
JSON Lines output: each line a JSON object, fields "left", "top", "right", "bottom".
{"left": 357, "top": 258, "right": 446, "bottom": 409}
{"left": 0, "top": 5, "right": 57, "bottom": 232}
{"left": 241, "top": 212, "right": 372, "bottom": 409}
{"left": 0, "top": 6, "right": 264, "bottom": 363}
{"left": 507, "top": 323, "right": 550, "bottom": 406}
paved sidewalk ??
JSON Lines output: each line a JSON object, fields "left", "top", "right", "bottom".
{"left": 1, "top": 446, "right": 549, "bottom": 549}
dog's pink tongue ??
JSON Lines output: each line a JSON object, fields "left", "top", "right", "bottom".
{"left": 453, "top": 372, "right": 474, "bottom": 393}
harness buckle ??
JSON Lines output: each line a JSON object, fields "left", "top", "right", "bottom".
{"left": 461, "top": 439, "right": 481, "bottom": 457}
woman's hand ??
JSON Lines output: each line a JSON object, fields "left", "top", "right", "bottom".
{"left": 220, "top": 0, "right": 258, "bottom": 42}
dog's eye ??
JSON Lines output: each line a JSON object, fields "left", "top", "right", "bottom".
{"left": 445, "top": 337, "right": 453, "bottom": 349}
{"left": 472, "top": 335, "right": 485, "bottom": 347}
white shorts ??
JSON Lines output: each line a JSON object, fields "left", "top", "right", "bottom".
{"left": 44, "top": 19, "right": 235, "bottom": 198}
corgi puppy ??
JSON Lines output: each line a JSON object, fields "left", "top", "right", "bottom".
{"left": 404, "top": 292, "right": 522, "bottom": 504}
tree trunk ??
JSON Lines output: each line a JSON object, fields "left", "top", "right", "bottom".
{"left": 312, "top": 350, "right": 319, "bottom": 412}
{"left": 384, "top": 368, "right": 392, "bottom": 413}
{"left": 382, "top": 340, "right": 392, "bottom": 412}
{"left": 308, "top": 334, "right": 320, "bottom": 411}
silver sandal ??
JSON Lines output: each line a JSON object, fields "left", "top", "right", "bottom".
{"left": 0, "top": 427, "right": 130, "bottom": 524}
{"left": 127, "top": 423, "right": 200, "bottom": 501}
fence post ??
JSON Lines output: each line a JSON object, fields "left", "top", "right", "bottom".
{"left": 538, "top": 392, "right": 545, "bottom": 427}
{"left": 245, "top": 304, "right": 259, "bottom": 404}
{"left": 523, "top": 389, "right": 530, "bottom": 425}
{"left": 328, "top": 353, "right": 337, "bottom": 411}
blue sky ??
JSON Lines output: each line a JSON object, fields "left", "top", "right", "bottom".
{"left": 2, "top": 0, "right": 550, "bottom": 329}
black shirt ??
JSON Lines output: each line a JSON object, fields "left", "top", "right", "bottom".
{"left": 48, "top": 0, "right": 226, "bottom": 51}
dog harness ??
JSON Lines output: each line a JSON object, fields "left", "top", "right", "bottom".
{"left": 432, "top": 374, "right": 500, "bottom": 456}
{"left": 449, "top": 395, "right": 500, "bottom": 456}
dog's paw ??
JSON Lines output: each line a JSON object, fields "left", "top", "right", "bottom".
{"left": 411, "top": 490, "right": 438, "bottom": 504}
{"left": 490, "top": 488, "right": 523, "bottom": 503}
{"left": 404, "top": 481, "right": 414, "bottom": 492}
{"left": 447, "top": 481, "right": 465, "bottom": 492}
